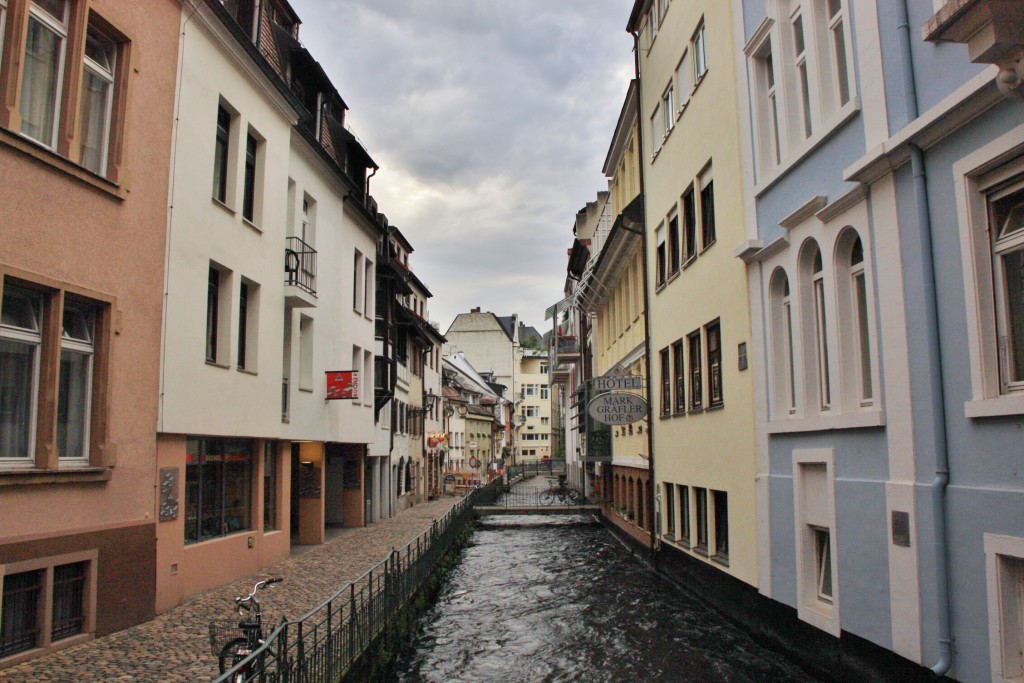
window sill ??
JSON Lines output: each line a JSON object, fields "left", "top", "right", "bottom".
{"left": 766, "top": 408, "right": 885, "bottom": 433}
{"left": 206, "top": 360, "right": 230, "bottom": 370}
{"left": 211, "top": 197, "right": 236, "bottom": 215}
{"left": 665, "top": 269, "right": 680, "bottom": 287}
{"left": 754, "top": 97, "right": 861, "bottom": 198}
{"left": 682, "top": 255, "right": 697, "bottom": 270}
{"left": 0, "top": 467, "right": 111, "bottom": 487}
{"left": 710, "top": 553, "right": 730, "bottom": 567}
{"left": 237, "top": 367, "right": 258, "bottom": 376}
{"left": 700, "top": 239, "right": 716, "bottom": 255}
{"left": 693, "top": 544, "right": 709, "bottom": 557}
{"left": 0, "top": 127, "right": 124, "bottom": 200}
{"left": 965, "top": 394, "right": 1024, "bottom": 418}
{"left": 242, "top": 217, "right": 262, "bottom": 234}
{"left": 689, "top": 406, "right": 704, "bottom": 414}
{"left": 707, "top": 402, "right": 724, "bottom": 411}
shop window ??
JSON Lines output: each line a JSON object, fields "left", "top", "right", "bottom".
{"left": 263, "top": 441, "right": 278, "bottom": 531}
{"left": 184, "top": 438, "right": 255, "bottom": 544}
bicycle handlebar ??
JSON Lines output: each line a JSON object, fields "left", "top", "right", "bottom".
{"left": 235, "top": 577, "right": 284, "bottom": 605}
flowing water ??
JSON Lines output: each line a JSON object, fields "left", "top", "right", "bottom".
{"left": 396, "top": 514, "right": 819, "bottom": 683}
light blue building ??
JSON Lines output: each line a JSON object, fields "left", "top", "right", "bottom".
{"left": 736, "top": 1, "right": 1024, "bottom": 680}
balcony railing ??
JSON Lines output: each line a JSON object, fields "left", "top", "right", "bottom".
{"left": 285, "top": 236, "right": 317, "bottom": 296}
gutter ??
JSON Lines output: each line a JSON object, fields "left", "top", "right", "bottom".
{"left": 896, "top": 1, "right": 953, "bottom": 675}
{"left": 629, "top": 26, "right": 657, "bottom": 559}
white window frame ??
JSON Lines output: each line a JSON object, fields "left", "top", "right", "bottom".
{"left": 954, "top": 131, "right": 1024, "bottom": 418}
{"left": 792, "top": 449, "right": 840, "bottom": 636}
{"left": 692, "top": 20, "right": 707, "bottom": 82}
{"left": 990, "top": 181, "right": 1024, "bottom": 393}
{"left": 676, "top": 50, "right": 691, "bottom": 112}
{"left": 822, "top": 0, "right": 852, "bottom": 107}
{"left": 790, "top": 9, "right": 813, "bottom": 140}
{"left": 21, "top": 0, "right": 69, "bottom": 149}
{"left": 984, "top": 533, "right": 1024, "bottom": 682}
{"left": 0, "top": 288, "right": 42, "bottom": 469}
{"left": 80, "top": 23, "right": 116, "bottom": 176}
{"left": 58, "top": 302, "right": 94, "bottom": 465}
{"left": 662, "top": 81, "right": 674, "bottom": 136}
{"left": 650, "top": 104, "right": 664, "bottom": 156}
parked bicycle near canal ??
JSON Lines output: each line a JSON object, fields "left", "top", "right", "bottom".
{"left": 210, "top": 577, "right": 283, "bottom": 681}
{"left": 540, "top": 476, "right": 581, "bottom": 505}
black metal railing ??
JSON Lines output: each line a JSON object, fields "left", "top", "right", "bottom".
{"left": 506, "top": 459, "right": 566, "bottom": 482}
{"left": 214, "top": 485, "right": 498, "bottom": 683}
{"left": 483, "top": 485, "right": 587, "bottom": 508}
{"left": 284, "top": 236, "right": 317, "bottom": 296}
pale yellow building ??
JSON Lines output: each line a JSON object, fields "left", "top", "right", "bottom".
{"left": 628, "top": 0, "right": 758, "bottom": 587}
{"left": 518, "top": 351, "right": 552, "bottom": 461}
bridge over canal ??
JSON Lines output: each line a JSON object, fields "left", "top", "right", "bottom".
{"left": 472, "top": 479, "right": 600, "bottom": 516}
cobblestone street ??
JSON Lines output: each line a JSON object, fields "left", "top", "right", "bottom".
{"left": 0, "top": 496, "right": 464, "bottom": 683}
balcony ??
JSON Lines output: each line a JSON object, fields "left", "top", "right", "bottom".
{"left": 284, "top": 236, "right": 317, "bottom": 308}
{"left": 553, "top": 336, "right": 581, "bottom": 366}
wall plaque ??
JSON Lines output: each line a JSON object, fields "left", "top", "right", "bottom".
{"left": 159, "top": 467, "right": 179, "bottom": 522}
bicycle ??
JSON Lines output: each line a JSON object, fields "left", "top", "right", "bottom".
{"left": 540, "top": 479, "right": 580, "bottom": 505}
{"left": 210, "top": 577, "right": 283, "bottom": 681}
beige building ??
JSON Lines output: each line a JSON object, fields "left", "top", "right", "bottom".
{"left": 518, "top": 349, "right": 552, "bottom": 462}
{"left": 0, "top": 0, "right": 181, "bottom": 666}
{"left": 629, "top": 0, "right": 759, "bottom": 587}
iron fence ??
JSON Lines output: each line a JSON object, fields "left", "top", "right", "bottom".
{"left": 485, "top": 485, "right": 587, "bottom": 508}
{"left": 506, "top": 458, "right": 565, "bottom": 482}
{"left": 213, "top": 485, "right": 496, "bottom": 682}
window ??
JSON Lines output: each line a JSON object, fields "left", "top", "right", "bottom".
{"left": 540, "top": 386, "right": 549, "bottom": 399}
{"left": 525, "top": 384, "right": 537, "bottom": 397}
{"left": 664, "top": 483, "right": 676, "bottom": 538}
{"left": 695, "top": 487, "right": 708, "bottom": 551}
{"left": 263, "top": 441, "right": 278, "bottom": 531}
{"left": 58, "top": 301, "right": 94, "bottom": 462}
{"left": 0, "top": 552, "right": 96, "bottom": 660}
{"left": 79, "top": 23, "right": 116, "bottom": 175}
{"left": 242, "top": 130, "right": 260, "bottom": 223}
{"left": 540, "top": 362, "right": 548, "bottom": 374}
{"left": 353, "top": 250, "right": 364, "bottom": 313}
{"left": 792, "top": 12, "right": 813, "bottom": 139}
{"left": 806, "top": 243, "right": 832, "bottom": 410}
{"left": 713, "top": 490, "right": 729, "bottom": 559}
{"left": 699, "top": 165, "right": 716, "bottom": 249}
{"left": 237, "top": 280, "right": 259, "bottom": 372}
{"left": 672, "top": 340, "right": 685, "bottom": 414}
{"left": 206, "top": 265, "right": 230, "bottom": 365}
{"left": 364, "top": 259, "right": 373, "bottom": 315}
{"left": 1, "top": 285, "right": 42, "bottom": 465}
{"left": 184, "top": 438, "right": 254, "bottom": 543}
{"left": 754, "top": 40, "right": 782, "bottom": 170}
{"left": 540, "top": 416, "right": 549, "bottom": 425}
{"left": 662, "top": 82, "right": 675, "bottom": 135}
{"left": 678, "top": 485, "right": 690, "bottom": 545}
{"left": 692, "top": 20, "right": 707, "bottom": 81}
{"left": 990, "top": 182, "right": 1024, "bottom": 392}
{"left": 682, "top": 186, "right": 697, "bottom": 262}
{"left": 1, "top": 280, "right": 108, "bottom": 470}
{"left": 213, "top": 105, "right": 231, "bottom": 203}
{"left": 524, "top": 406, "right": 539, "bottom": 418}
{"left": 667, "top": 211, "right": 680, "bottom": 275}
{"left": 706, "top": 320, "right": 722, "bottom": 407}
{"left": 814, "top": 527, "right": 833, "bottom": 601}
{"left": 20, "top": 0, "right": 69, "bottom": 148}
{"left": 688, "top": 330, "right": 702, "bottom": 410}
{"left": 657, "top": 347, "right": 671, "bottom": 417}
{"left": 838, "top": 232, "right": 873, "bottom": 405}
{"left": 770, "top": 269, "right": 797, "bottom": 416}
{"left": 298, "top": 314, "right": 313, "bottom": 390}
{"left": 984, "top": 535, "right": 1024, "bottom": 682}
{"left": 676, "top": 50, "right": 691, "bottom": 109}
{"left": 655, "top": 224, "right": 666, "bottom": 286}
{"left": 824, "top": 0, "right": 851, "bottom": 107}
{"left": 650, "top": 104, "right": 664, "bottom": 154}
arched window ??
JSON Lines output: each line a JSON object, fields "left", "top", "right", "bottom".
{"left": 835, "top": 229, "right": 874, "bottom": 408}
{"left": 770, "top": 268, "right": 798, "bottom": 416}
{"left": 801, "top": 239, "right": 832, "bottom": 412}
{"left": 637, "top": 480, "right": 645, "bottom": 529}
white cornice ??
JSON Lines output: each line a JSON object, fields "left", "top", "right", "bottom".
{"left": 815, "top": 183, "right": 867, "bottom": 224}
{"left": 779, "top": 195, "right": 827, "bottom": 230}
{"left": 743, "top": 16, "right": 774, "bottom": 56}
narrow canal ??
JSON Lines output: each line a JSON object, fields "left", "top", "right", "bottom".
{"left": 396, "top": 514, "right": 819, "bottom": 682}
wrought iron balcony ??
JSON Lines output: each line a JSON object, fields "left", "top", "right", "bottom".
{"left": 284, "top": 237, "right": 317, "bottom": 305}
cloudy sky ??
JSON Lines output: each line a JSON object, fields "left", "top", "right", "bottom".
{"left": 290, "top": 0, "right": 635, "bottom": 333}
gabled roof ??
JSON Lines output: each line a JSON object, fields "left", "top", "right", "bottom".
{"left": 496, "top": 316, "right": 516, "bottom": 342}
{"left": 443, "top": 353, "right": 498, "bottom": 399}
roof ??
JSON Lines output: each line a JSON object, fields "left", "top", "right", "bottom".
{"left": 518, "top": 323, "right": 543, "bottom": 348}
{"left": 443, "top": 353, "right": 498, "bottom": 398}
{"left": 496, "top": 316, "right": 516, "bottom": 342}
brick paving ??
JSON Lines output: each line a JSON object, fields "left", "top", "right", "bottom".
{"left": 0, "top": 496, "right": 464, "bottom": 683}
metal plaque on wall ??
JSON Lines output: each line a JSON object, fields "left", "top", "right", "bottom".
{"left": 159, "top": 467, "right": 179, "bottom": 522}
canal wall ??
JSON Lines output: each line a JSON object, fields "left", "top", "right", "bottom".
{"left": 598, "top": 510, "right": 948, "bottom": 683}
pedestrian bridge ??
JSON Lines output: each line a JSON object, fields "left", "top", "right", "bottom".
{"left": 472, "top": 485, "right": 600, "bottom": 516}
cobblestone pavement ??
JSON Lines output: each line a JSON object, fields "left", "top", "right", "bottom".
{"left": 0, "top": 496, "right": 465, "bottom": 683}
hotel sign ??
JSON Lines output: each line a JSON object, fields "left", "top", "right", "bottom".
{"left": 587, "top": 391, "right": 649, "bottom": 426}
{"left": 591, "top": 375, "right": 643, "bottom": 392}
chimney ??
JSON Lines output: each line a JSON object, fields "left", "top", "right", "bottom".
{"left": 471, "top": 307, "right": 481, "bottom": 313}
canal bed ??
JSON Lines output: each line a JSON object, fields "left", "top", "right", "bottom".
{"left": 396, "top": 514, "right": 820, "bottom": 682}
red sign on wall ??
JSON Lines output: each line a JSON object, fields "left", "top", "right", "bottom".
{"left": 326, "top": 370, "right": 359, "bottom": 400}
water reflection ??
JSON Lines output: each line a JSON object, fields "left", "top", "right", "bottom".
{"left": 398, "top": 515, "right": 818, "bottom": 682}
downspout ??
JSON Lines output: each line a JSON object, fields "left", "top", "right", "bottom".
{"left": 630, "top": 27, "right": 657, "bottom": 559}
{"left": 895, "top": 1, "right": 952, "bottom": 676}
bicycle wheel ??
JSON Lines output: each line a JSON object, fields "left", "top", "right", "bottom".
{"left": 218, "top": 637, "right": 250, "bottom": 674}
{"left": 540, "top": 490, "right": 554, "bottom": 506}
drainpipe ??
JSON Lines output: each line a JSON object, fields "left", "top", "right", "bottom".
{"left": 629, "top": 28, "right": 657, "bottom": 559}
{"left": 896, "top": 1, "right": 952, "bottom": 676}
